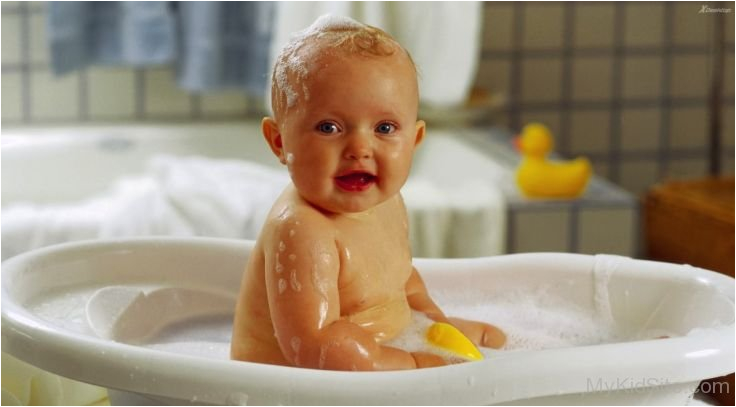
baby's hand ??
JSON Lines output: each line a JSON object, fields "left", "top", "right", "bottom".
{"left": 411, "top": 352, "right": 447, "bottom": 368}
{"left": 448, "top": 317, "right": 506, "bottom": 349}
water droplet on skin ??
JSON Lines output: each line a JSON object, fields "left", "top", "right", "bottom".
{"left": 290, "top": 270, "right": 302, "bottom": 292}
{"left": 279, "top": 241, "right": 286, "bottom": 252}
{"left": 286, "top": 153, "right": 295, "bottom": 164}
{"left": 278, "top": 279, "right": 287, "bottom": 294}
{"left": 318, "top": 345, "right": 328, "bottom": 369}
{"left": 289, "top": 229, "right": 296, "bottom": 237}
{"left": 275, "top": 253, "right": 284, "bottom": 273}
{"left": 291, "top": 336, "right": 301, "bottom": 353}
{"left": 289, "top": 254, "right": 296, "bottom": 262}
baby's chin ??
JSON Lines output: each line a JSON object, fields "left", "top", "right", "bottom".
{"left": 299, "top": 191, "right": 394, "bottom": 215}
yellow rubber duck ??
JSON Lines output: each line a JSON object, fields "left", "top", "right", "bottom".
{"left": 515, "top": 123, "right": 592, "bottom": 198}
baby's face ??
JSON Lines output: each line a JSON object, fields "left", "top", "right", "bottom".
{"left": 277, "top": 53, "right": 423, "bottom": 214}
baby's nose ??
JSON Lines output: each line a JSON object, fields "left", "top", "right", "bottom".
{"left": 344, "top": 133, "right": 373, "bottom": 160}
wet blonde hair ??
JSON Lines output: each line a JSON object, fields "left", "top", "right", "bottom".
{"left": 270, "top": 15, "right": 416, "bottom": 121}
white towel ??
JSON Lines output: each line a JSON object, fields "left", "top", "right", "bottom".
{"left": 402, "top": 178, "right": 506, "bottom": 258}
{"left": 2, "top": 155, "right": 504, "bottom": 260}
{"left": 1, "top": 156, "right": 289, "bottom": 261}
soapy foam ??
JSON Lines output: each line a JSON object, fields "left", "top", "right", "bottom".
{"left": 274, "top": 16, "right": 365, "bottom": 110}
{"left": 273, "top": 14, "right": 400, "bottom": 113}
{"left": 432, "top": 286, "right": 623, "bottom": 351}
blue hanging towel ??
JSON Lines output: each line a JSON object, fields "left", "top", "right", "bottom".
{"left": 48, "top": 2, "right": 177, "bottom": 74}
{"left": 47, "top": 1, "right": 275, "bottom": 94}
{"left": 177, "top": 2, "right": 274, "bottom": 93}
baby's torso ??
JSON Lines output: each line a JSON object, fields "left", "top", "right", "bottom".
{"left": 332, "top": 203, "right": 413, "bottom": 342}
{"left": 232, "top": 194, "right": 415, "bottom": 364}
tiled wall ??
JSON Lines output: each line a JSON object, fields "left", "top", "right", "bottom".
{"left": 475, "top": 2, "right": 735, "bottom": 194}
{"left": 2, "top": 1, "right": 734, "bottom": 195}
{"left": 1, "top": 2, "right": 259, "bottom": 123}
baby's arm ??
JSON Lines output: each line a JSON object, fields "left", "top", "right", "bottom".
{"left": 405, "top": 267, "right": 506, "bottom": 349}
{"left": 405, "top": 266, "right": 450, "bottom": 323}
{"left": 265, "top": 216, "right": 442, "bottom": 370}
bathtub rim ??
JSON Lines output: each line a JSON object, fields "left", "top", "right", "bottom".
{"left": 1, "top": 237, "right": 733, "bottom": 405}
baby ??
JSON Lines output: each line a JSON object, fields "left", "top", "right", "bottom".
{"left": 231, "top": 15, "right": 504, "bottom": 370}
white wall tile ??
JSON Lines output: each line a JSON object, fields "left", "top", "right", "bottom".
{"left": 87, "top": 67, "right": 136, "bottom": 119}
{"left": 1, "top": 2, "right": 22, "bottom": 11}
{"left": 201, "top": 92, "right": 249, "bottom": 116}
{"left": 143, "top": 67, "right": 192, "bottom": 117}
{"left": 670, "top": 55, "right": 710, "bottom": 99}
{"left": 30, "top": 69, "right": 80, "bottom": 120}
{"left": 624, "top": 3, "right": 665, "bottom": 46}
{"left": 572, "top": 56, "right": 613, "bottom": 101}
{"left": 1, "top": 71, "right": 23, "bottom": 121}
{"left": 670, "top": 106, "right": 708, "bottom": 149}
{"left": 622, "top": 56, "right": 663, "bottom": 99}
{"left": 667, "top": 157, "right": 709, "bottom": 180}
{"left": 569, "top": 110, "right": 611, "bottom": 153}
{"left": 513, "top": 209, "right": 570, "bottom": 252}
{"left": 672, "top": 2, "right": 710, "bottom": 46}
{"left": 2, "top": 14, "right": 22, "bottom": 65}
{"left": 619, "top": 160, "right": 659, "bottom": 196}
{"left": 573, "top": 3, "right": 615, "bottom": 48}
{"left": 483, "top": 4, "right": 514, "bottom": 51}
{"left": 475, "top": 58, "right": 511, "bottom": 97}
{"left": 620, "top": 107, "right": 661, "bottom": 152}
{"left": 578, "top": 208, "right": 636, "bottom": 255}
{"left": 520, "top": 58, "right": 562, "bottom": 103}
{"left": 522, "top": 3, "right": 564, "bottom": 49}
{"left": 29, "top": 13, "right": 49, "bottom": 64}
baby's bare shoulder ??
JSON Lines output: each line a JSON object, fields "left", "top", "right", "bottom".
{"left": 265, "top": 200, "right": 335, "bottom": 248}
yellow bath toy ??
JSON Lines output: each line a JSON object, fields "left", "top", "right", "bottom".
{"left": 514, "top": 123, "right": 592, "bottom": 198}
{"left": 426, "top": 322, "right": 484, "bottom": 361}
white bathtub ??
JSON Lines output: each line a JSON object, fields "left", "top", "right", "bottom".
{"left": 2, "top": 238, "right": 733, "bottom": 405}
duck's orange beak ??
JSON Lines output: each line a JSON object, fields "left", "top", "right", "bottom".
{"left": 512, "top": 135, "right": 521, "bottom": 151}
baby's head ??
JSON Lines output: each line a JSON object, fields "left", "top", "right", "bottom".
{"left": 270, "top": 15, "right": 417, "bottom": 122}
{"left": 263, "top": 15, "right": 425, "bottom": 214}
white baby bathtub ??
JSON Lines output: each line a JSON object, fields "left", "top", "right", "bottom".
{"left": 2, "top": 238, "right": 733, "bottom": 405}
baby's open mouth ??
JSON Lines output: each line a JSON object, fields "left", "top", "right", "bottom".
{"left": 335, "top": 172, "right": 376, "bottom": 192}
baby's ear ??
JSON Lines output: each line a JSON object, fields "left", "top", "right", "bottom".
{"left": 414, "top": 120, "right": 426, "bottom": 147}
{"left": 262, "top": 117, "right": 287, "bottom": 164}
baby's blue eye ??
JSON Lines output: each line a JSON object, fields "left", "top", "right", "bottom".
{"left": 376, "top": 123, "right": 396, "bottom": 134}
{"left": 317, "top": 122, "right": 339, "bottom": 134}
